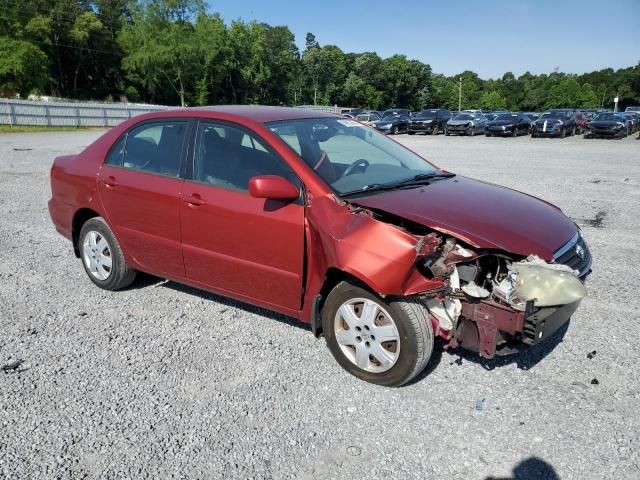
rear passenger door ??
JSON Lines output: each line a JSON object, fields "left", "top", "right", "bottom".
{"left": 97, "top": 120, "right": 188, "bottom": 278}
{"left": 179, "top": 120, "right": 305, "bottom": 311}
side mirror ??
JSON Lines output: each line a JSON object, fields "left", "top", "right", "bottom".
{"left": 249, "top": 175, "right": 300, "bottom": 200}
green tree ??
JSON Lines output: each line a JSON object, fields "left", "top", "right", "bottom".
{"left": 480, "top": 91, "right": 507, "bottom": 110}
{"left": 0, "top": 37, "right": 48, "bottom": 96}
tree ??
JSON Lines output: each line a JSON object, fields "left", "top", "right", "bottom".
{"left": 0, "top": 37, "right": 48, "bottom": 96}
{"left": 480, "top": 91, "right": 507, "bottom": 110}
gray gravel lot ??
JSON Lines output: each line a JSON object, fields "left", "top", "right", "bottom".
{"left": 1, "top": 130, "right": 639, "bottom": 479}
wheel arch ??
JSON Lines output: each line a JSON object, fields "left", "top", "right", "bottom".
{"left": 71, "top": 208, "right": 101, "bottom": 257}
{"left": 311, "top": 267, "right": 376, "bottom": 337}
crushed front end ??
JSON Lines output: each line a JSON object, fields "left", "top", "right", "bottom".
{"left": 417, "top": 232, "right": 592, "bottom": 358}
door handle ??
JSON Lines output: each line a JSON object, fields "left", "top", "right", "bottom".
{"left": 100, "top": 176, "right": 117, "bottom": 188}
{"left": 181, "top": 194, "right": 206, "bottom": 207}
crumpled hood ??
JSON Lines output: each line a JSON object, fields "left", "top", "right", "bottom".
{"left": 448, "top": 119, "right": 473, "bottom": 126}
{"left": 353, "top": 175, "right": 577, "bottom": 260}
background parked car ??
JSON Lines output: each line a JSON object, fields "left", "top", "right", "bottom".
{"left": 382, "top": 108, "right": 410, "bottom": 118}
{"left": 485, "top": 112, "right": 531, "bottom": 137}
{"left": 408, "top": 109, "right": 452, "bottom": 135}
{"left": 355, "top": 112, "right": 381, "bottom": 126}
{"left": 574, "top": 111, "right": 590, "bottom": 134}
{"left": 622, "top": 112, "right": 638, "bottom": 134}
{"left": 445, "top": 112, "right": 488, "bottom": 136}
{"left": 373, "top": 113, "right": 410, "bottom": 134}
{"left": 531, "top": 110, "right": 576, "bottom": 138}
{"left": 585, "top": 112, "right": 628, "bottom": 139}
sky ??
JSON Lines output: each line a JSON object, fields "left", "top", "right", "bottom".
{"left": 211, "top": 0, "right": 640, "bottom": 79}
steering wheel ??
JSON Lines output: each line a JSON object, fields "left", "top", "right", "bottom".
{"left": 342, "top": 158, "right": 370, "bottom": 177}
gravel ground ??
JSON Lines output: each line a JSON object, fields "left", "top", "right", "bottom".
{"left": 1, "top": 129, "right": 639, "bottom": 479}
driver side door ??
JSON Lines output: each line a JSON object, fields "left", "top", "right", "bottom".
{"left": 179, "top": 120, "right": 305, "bottom": 311}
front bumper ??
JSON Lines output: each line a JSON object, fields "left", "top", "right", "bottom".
{"left": 455, "top": 299, "right": 581, "bottom": 358}
{"left": 487, "top": 126, "right": 514, "bottom": 135}
{"left": 532, "top": 125, "right": 563, "bottom": 136}
{"left": 447, "top": 124, "right": 472, "bottom": 133}
{"left": 408, "top": 123, "right": 435, "bottom": 132}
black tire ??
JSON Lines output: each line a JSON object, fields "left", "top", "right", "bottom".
{"left": 322, "top": 281, "right": 434, "bottom": 387}
{"left": 560, "top": 127, "right": 566, "bottom": 138}
{"left": 485, "top": 132, "right": 492, "bottom": 137}
{"left": 408, "top": 131, "right": 415, "bottom": 135}
{"left": 79, "top": 217, "right": 136, "bottom": 291}
{"left": 392, "top": 126, "right": 398, "bottom": 135}
{"left": 431, "top": 124, "right": 439, "bottom": 135}
{"left": 511, "top": 126, "right": 518, "bottom": 137}
{"left": 467, "top": 126, "right": 474, "bottom": 136}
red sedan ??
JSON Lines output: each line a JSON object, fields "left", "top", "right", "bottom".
{"left": 49, "top": 106, "right": 591, "bottom": 386}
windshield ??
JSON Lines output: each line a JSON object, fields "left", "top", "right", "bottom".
{"left": 415, "top": 111, "right": 437, "bottom": 119}
{"left": 453, "top": 114, "right": 474, "bottom": 120}
{"left": 595, "top": 113, "right": 622, "bottom": 121}
{"left": 496, "top": 114, "right": 518, "bottom": 121}
{"left": 267, "top": 117, "right": 438, "bottom": 196}
{"left": 539, "top": 112, "right": 564, "bottom": 120}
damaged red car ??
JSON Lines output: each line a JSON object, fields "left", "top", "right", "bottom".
{"left": 48, "top": 106, "right": 592, "bottom": 386}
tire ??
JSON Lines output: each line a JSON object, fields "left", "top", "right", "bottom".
{"left": 431, "top": 124, "right": 439, "bottom": 135}
{"left": 560, "top": 128, "right": 566, "bottom": 138}
{"left": 467, "top": 126, "right": 474, "bottom": 136}
{"left": 511, "top": 126, "right": 517, "bottom": 137}
{"left": 322, "top": 281, "right": 434, "bottom": 387}
{"left": 79, "top": 217, "right": 136, "bottom": 291}
{"left": 408, "top": 131, "right": 415, "bottom": 135}
{"left": 392, "top": 126, "right": 398, "bottom": 135}
{"left": 486, "top": 132, "right": 492, "bottom": 137}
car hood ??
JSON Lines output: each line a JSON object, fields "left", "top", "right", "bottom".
{"left": 353, "top": 175, "right": 577, "bottom": 260}
{"left": 448, "top": 119, "right": 473, "bottom": 126}
{"left": 589, "top": 120, "right": 620, "bottom": 128}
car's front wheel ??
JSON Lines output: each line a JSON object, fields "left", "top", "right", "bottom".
{"left": 79, "top": 217, "right": 136, "bottom": 290}
{"left": 322, "top": 281, "right": 434, "bottom": 387}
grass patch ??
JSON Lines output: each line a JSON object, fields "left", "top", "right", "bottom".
{"left": 0, "top": 125, "right": 105, "bottom": 133}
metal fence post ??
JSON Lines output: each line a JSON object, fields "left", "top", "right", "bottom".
{"left": 9, "top": 103, "right": 17, "bottom": 126}
{"left": 102, "top": 108, "right": 108, "bottom": 127}
{"left": 44, "top": 105, "right": 52, "bottom": 126}
{"left": 75, "top": 107, "right": 80, "bottom": 127}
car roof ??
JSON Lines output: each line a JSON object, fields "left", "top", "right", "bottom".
{"left": 187, "top": 105, "right": 337, "bottom": 123}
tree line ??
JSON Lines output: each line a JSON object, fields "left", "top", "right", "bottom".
{"left": 1, "top": 0, "right": 639, "bottom": 111}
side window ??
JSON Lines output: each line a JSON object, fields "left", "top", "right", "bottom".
{"left": 122, "top": 121, "right": 187, "bottom": 177}
{"left": 105, "top": 135, "right": 126, "bottom": 166}
{"left": 194, "top": 122, "right": 291, "bottom": 192}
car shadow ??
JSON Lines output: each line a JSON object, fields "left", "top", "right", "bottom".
{"left": 129, "top": 273, "right": 311, "bottom": 333}
{"left": 485, "top": 456, "right": 560, "bottom": 480}
{"left": 445, "top": 321, "right": 570, "bottom": 371}
{"left": 409, "top": 321, "right": 569, "bottom": 385}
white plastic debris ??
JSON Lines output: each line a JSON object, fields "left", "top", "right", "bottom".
{"left": 461, "top": 281, "right": 491, "bottom": 298}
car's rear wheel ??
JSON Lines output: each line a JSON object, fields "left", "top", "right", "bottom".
{"left": 79, "top": 217, "right": 136, "bottom": 291}
{"left": 322, "top": 281, "right": 434, "bottom": 387}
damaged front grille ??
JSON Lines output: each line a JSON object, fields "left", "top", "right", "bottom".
{"left": 552, "top": 233, "right": 592, "bottom": 279}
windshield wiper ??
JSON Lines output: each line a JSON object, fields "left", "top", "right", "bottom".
{"left": 394, "top": 172, "right": 456, "bottom": 185}
{"left": 339, "top": 172, "right": 455, "bottom": 198}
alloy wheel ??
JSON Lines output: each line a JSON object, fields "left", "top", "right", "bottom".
{"left": 82, "top": 230, "right": 113, "bottom": 281}
{"left": 333, "top": 298, "right": 401, "bottom": 373}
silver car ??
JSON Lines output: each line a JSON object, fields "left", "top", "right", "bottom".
{"left": 446, "top": 112, "right": 488, "bottom": 136}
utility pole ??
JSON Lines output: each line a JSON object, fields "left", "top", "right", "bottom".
{"left": 614, "top": 91, "right": 619, "bottom": 112}
{"left": 458, "top": 77, "right": 462, "bottom": 112}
